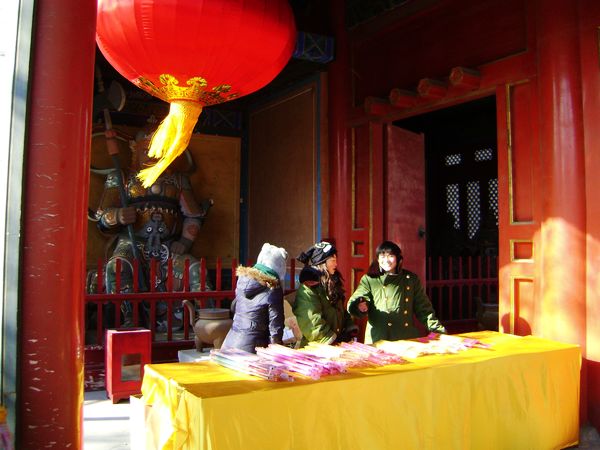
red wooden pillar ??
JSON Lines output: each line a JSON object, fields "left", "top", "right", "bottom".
{"left": 328, "top": 0, "right": 352, "bottom": 283}
{"left": 580, "top": 0, "right": 600, "bottom": 431}
{"left": 536, "top": 0, "right": 587, "bottom": 421}
{"left": 18, "top": 0, "right": 96, "bottom": 447}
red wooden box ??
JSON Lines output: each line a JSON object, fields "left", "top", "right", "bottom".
{"left": 105, "top": 328, "right": 151, "bottom": 403}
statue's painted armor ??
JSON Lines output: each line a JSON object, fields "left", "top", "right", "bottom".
{"left": 96, "top": 169, "right": 211, "bottom": 324}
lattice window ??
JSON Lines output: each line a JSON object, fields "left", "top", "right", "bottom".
{"left": 474, "top": 147, "right": 493, "bottom": 161}
{"left": 445, "top": 154, "right": 462, "bottom": 166}
{"left": 466, "top": 181, "right": 481, "bottom": 239}
{"left": 488, "top": 178, "right": 498, "bottom": 225}
{"left": 446, "top": 184, "right": 461, "bottom": 229}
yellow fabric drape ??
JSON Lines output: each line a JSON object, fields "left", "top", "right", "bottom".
{"left": 138, "top": 331, "right": 581, "bottom": 450}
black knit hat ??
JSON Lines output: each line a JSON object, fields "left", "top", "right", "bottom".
{"left": 297, "top": 241, "right": 337, "bottom": 266}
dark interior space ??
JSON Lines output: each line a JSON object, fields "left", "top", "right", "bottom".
{"left": 395, "top": 95, "right": 498, "bottom": 259}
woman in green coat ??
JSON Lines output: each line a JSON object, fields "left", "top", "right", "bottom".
{"left": 347, "top": 240, "right": 446, "bottom": 344}
{"left": 292, "top": 241, "right": 357, "bottom": 347}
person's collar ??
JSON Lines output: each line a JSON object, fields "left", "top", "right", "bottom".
{"left": 253, "top": 263, "right": 279, "bottom": 279}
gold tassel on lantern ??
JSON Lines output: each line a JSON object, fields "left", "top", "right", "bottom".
{"left": 137, "top": 99, "right": 202, "bottom": 187}
{"left": 134, "top": 74, "right": 237, "bottom": 187}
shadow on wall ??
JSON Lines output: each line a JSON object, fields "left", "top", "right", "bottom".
{"left": 500, "top": 314, "right": 532, "bottom": 336}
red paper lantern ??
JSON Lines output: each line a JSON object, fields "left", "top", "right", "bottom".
{"left": 96, "top": 0, "right": 296, "bottom": 186}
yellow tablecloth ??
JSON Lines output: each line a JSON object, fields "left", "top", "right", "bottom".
{"left": 140, "top": 331, "right": 581, "bottom": 450}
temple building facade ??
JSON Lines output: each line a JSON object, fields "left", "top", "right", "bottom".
{"left": 2, "top": 0, "right": 600, "bottom": 446}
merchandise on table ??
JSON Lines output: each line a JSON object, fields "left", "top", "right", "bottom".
{"left": 212, "top": 340, "right": 406, "bottom": 380}
{"left": 338, "top": 341, "right": 406, "bottom": 365}
{"left": 256, "top": 345, "right": 333, "bottom": 379}
{"left": 377, "top": 333, "right": 492, "bottom": 358}
{"left": 212, "top": 335, "right": 492, "bottom": 381}
{"left": 210, "top": 348, "right": 293, "bottom": 381}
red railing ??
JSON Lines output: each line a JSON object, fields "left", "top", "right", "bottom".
{"left": 83, "top": 255, "right": 495, "bottom": 390}
{"left": 84, "top": 258, "right": 297, "bottom": 346}
{"left": 426, "top": 255, "right": 498, "bottom": 328}
{"left": 84, "top": 254, "right": 498, "bottom": 346}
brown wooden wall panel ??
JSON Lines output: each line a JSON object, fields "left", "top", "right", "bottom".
{"left": 508, "top": 81, "right": 537, "bottom": 223}
{"left": 187, "top": 135, "right": 240, "bottom": 265}
{"left": 248, "top": 86, "right": 318, "bottom": 263}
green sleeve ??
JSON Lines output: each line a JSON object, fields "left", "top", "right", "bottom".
{"left": 412, "top": 276, "right": 447, "bottom": 334}
{"left": 293, "top": 285, "right": 336, "bottom": 344}
{"left": 347, "top": 275, "right": 373, "bottom": 317}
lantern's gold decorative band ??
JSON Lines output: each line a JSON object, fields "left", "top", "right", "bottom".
{"left": 136, "top": 74, "right": 238, "bottom": 105}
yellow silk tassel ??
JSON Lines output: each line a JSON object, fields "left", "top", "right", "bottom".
{"left": 137, "top": 99, "right": 203, "bottom": 187}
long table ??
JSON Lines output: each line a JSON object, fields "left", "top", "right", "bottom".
{"left": 138, "top": 331, "right": 581, "bottom": 450}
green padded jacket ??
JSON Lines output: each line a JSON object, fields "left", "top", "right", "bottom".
{"left": 293, "top": 282, "right": 354, "bottom": 347}
{"left": 347, "top": 269, "right": 446, "bottom": 344}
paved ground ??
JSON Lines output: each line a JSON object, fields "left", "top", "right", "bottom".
{"left": 578, "top": 426, "right": 600, "bottom": 449}
{"left": 84, "top": 390, "right": 130, "bottom": 450}
{"left": 83, "top": 350, "right": 210, "bottom": 449}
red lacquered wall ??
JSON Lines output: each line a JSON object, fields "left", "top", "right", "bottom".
{"left": 329, "top": 0, "right": 599, "bottom": 430}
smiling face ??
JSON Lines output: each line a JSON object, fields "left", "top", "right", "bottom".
{"left": 378, "top": 251, "right": 398, "bottom": 273}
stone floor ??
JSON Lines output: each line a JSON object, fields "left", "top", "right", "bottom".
{"left": 84, "top": 390, "right": 130, "bottom": 450}
{"left": 576, "top": 426, "right": 600, "bottom": 449}
{"left": 84, "top": 350, "right": 210, "bottom": 449}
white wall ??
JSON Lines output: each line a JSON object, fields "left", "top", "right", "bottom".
{"left": 0, "top": 0, "right": 34, "bottom": 434}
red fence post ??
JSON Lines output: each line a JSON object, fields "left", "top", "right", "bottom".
{"left": 199, "top": 258, "right": 205, "bottom": 292}
{"left": 231, "top": 259, "right": 238, "bottom": 290}
{"left": 216, "top": 257, "right": 222, "bottom": 292}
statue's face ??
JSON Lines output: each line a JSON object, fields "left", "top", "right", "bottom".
{"left": 129, "top": 137, "right": 156, "bottom": 169}
{"left": 128, "top": 130, "right": 191, "bottom": 173}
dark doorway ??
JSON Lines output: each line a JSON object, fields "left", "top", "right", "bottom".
{"left": 394, "top": 96, "right": 499, "bottom": 330}
{"left": 395, "top": 96, "right": 498, "bottom": 258}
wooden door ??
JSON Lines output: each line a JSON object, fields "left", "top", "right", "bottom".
{"left": 385, "top": 125, "right": 426, "bottom": 282}
{"left": 496, "top": 80, "right": 541, "bottom": 336}
{"left": 347, "top": 122, "right": 425, "bottom": 287}
{"left": 348, "top": 122, "right": 426, "bottom": 341}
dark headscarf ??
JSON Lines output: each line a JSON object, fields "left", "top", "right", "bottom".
{"left": 297, "top": 241, "right": 337, "bottom": 266}
{"left": 297, "top": 242, "right": 344, "bottom": 304}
